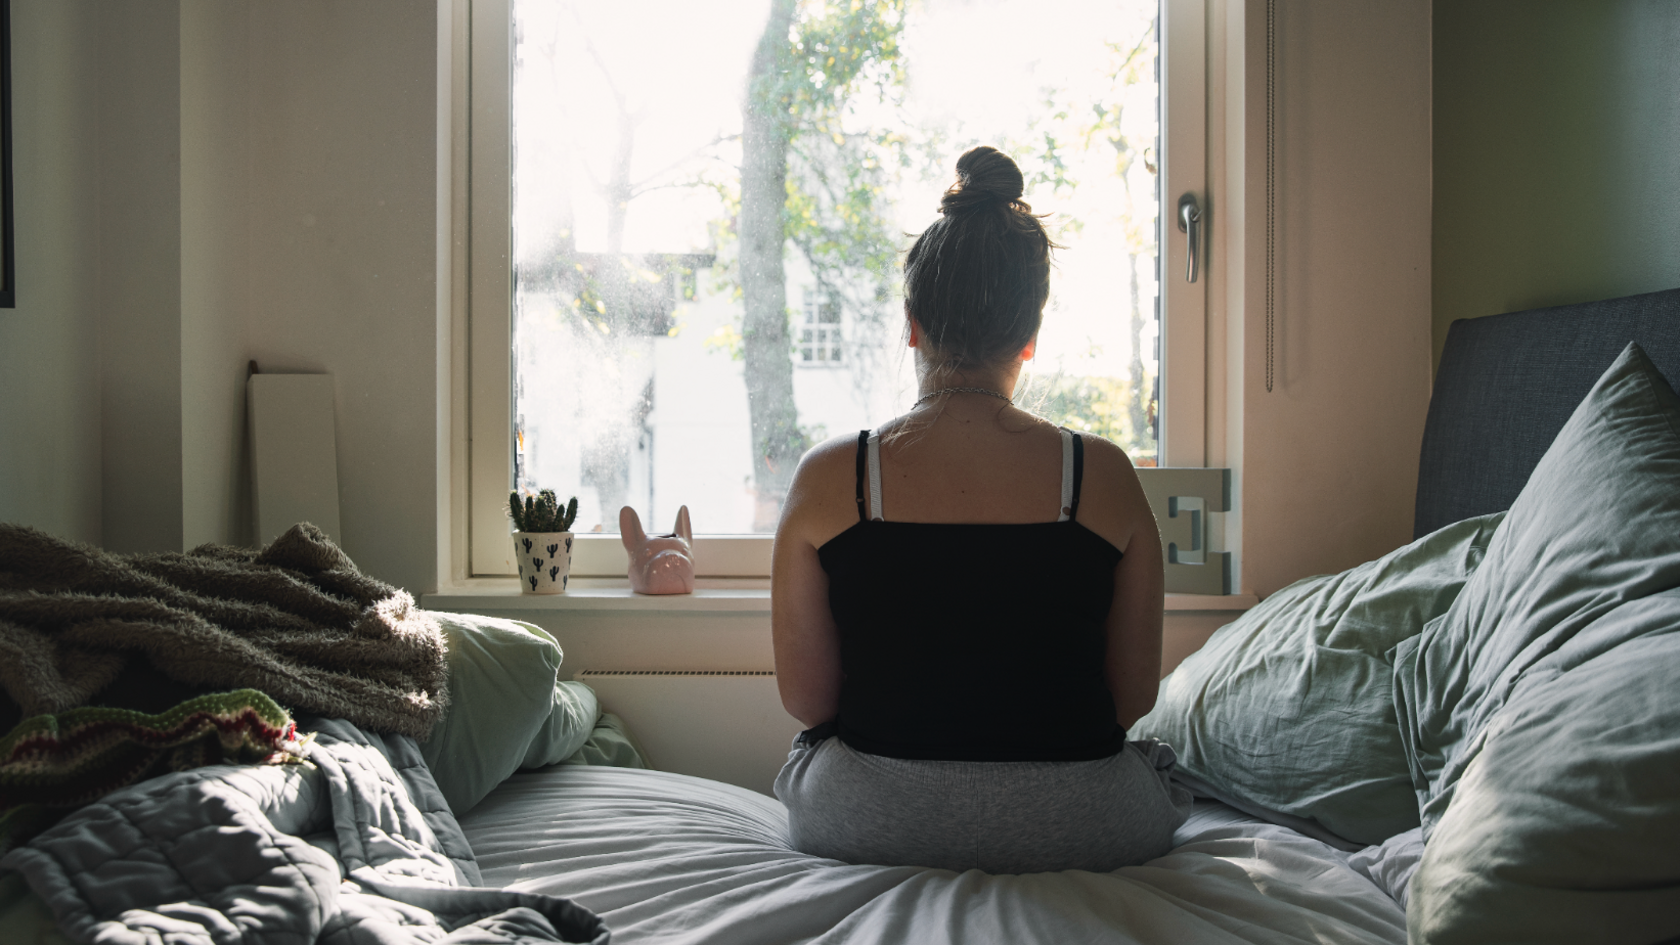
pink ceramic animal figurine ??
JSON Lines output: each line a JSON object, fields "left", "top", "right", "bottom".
{"left": 620, "top": 505, "right": 695, "bottom": 595}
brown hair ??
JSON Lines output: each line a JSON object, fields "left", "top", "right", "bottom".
{"left": 903, "top": 146, "right": 1058, "bottom": 375}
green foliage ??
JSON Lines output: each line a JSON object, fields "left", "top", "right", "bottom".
{"left": 509, "top": 489, "right": 579, "bottom": 533}
{"left": 758, "top": 0, "right": 907, "bottom": 130}
{"left": 1008, "top": 23, "right": 1158, "bottom": 248}
{"left": 537, "top": 2, "right": 1163, "bottom": 479}
{"left": 1021, "top": 373, "right": 1157, "bottom": 462}
{"left": 706, "top": 3, "right": 1160, "bottom": 364}
{"left": 703, "top": 320, "right": 745, "bottom": 361}
{"left": 520, "top": 253, "right": 705, "bottom": 341}
{"left": 707, "top": 0, "right": 911, "bottom": 374}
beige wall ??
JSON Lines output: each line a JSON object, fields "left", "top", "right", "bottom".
{"left": 0, "top": 1, "right": 103, "bottom": 543}
{"left": 1211, "top": 0, "right": 1435, "bottom": 597}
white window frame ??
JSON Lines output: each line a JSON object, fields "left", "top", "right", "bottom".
{"left": 462, "top": 0, "right": 1214, "bottom": 580}
{"left": 1160, "top": 0, "right": 1207, "bottom": 468}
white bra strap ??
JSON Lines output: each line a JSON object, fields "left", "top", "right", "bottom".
{"left": 1058, "top": 428, "right": 1075, "bottom": 522}
{"left": 867, "top": 432, "right": 884, "bottom": 522}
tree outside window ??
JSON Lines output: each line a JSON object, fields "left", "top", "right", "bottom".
{"left": 513, "top": 0, "right": 1159, "bottom": 534}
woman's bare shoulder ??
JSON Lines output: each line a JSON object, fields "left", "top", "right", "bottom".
{"left": 793, "top": 430, "right": 865, "bottom": 490}
{"left": 1072, "top": 432, "right": 1155, "bottom": 551}
{"left": 781, "top": 431, "right": 867, "bottom": 545}
{"left": 1078, "top": 432, "right": 1140, "bottom": 480}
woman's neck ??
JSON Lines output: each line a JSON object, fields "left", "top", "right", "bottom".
{"left": 914, "top": 363, "right": 1023, "bottom": 405}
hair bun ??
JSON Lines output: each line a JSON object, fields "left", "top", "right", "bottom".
{"left": 941, "top": 146, "right": 1026, "bottom": 214}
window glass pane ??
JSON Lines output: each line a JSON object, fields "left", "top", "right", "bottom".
{"left": 513, "top": 0, "right": 1159, "bottom": 534}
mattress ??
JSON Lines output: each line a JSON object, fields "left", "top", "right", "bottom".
{"left": 461, "top": 765, "right": 1406, "bottom": 945}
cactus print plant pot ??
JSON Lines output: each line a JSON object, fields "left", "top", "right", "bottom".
{"left": 514, "top": 531, "right": 573, "bottom": 594}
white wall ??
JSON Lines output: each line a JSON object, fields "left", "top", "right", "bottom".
{"left": 96, "top": 3, "right": 186, "bottom": 554}
{"left": 243, "top": 2, "right": 442, "bottom": 592}
{"left": 0, "top": 1, "right": 103, "bottom": 544}
{"left": 3, "top": 1, "right": 446, "bottom": 594}
{"left": 181, "top": 0, "right": 255, "bottom": 550}
{"left": 13, "top": 0, "right": 255, "bottom": 556}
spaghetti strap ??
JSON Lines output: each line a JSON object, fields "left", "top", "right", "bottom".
{"left": 1070, "top": 433, "right": 1085, "bottom": 521}
{"left": 867, "top": 433, "right": 883, "bottom": 522}
{"left": 1058, "top": 430, "right": 1075, "bottom": 522}
{"left": 854, "top": 430, "right": 869, "bottom": 523}
{"left": 1058, "top": 429, "right": 1086, "bottom": 522}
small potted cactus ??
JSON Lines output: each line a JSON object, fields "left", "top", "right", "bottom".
{"left": 510, "top": 489, "right": 579, "bottom": 594}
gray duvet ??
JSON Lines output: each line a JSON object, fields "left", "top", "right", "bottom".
{"left": 0, "top": 718, "right": 605, "bottom": 945}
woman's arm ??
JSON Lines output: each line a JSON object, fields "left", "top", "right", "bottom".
{"left": 1081, "top": 437, "right": 1165, "bottom": 730}
{"left": 1107, "top": 508, "right": 1164, "bottom": 729}
{"left": 771, "top": 447, "right": 849, "bottom": 728}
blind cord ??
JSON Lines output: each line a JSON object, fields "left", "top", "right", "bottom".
{"left": 1265, "top": 0, "right": 1277, "bottom": 394}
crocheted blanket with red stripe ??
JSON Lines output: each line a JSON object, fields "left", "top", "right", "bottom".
{"left": 0, "top": 689, "right": 308, "bottom": 852}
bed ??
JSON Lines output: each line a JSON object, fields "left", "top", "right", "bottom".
{"left": 450, "top": 287, "right": 1680, "bottom": 944}
{"left": 5, "top": 287, "right": 1679, "bottom": 944}
{"left": 461, "top": 767, "right": 1408, "bottom": 945}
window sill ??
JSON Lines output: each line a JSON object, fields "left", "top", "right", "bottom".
{"left": 423, "top": 580, "right": 1257, "bottom": 615}
{"left": 424, "top": 578, "right": 773, "bottom": 614}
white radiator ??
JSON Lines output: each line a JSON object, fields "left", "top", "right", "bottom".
{"left": 576, "top": 670, "right": 804, "bottom": 796}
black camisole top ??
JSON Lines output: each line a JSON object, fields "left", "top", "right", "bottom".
{"left": 816, "top": 430, "right": 1127, "bottom": 762}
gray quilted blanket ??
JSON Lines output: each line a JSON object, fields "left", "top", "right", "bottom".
{"left": 0, "top": 718, "right": 606, "bottom": 944}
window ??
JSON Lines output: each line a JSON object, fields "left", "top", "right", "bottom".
{"left": 799, "top": 289, "right": 844, "bottom": 366}
{"left": 468, "top": 0, "right": 1208, "bottom": 576}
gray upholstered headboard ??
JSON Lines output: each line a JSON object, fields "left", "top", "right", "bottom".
{"left": 1414, "top": 287, "right": 1680, "bottom": 539}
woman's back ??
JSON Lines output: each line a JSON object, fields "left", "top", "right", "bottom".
{"left": 770, "top": 145, "right": 1186, "bottom": 874}
{"left": 866, "top": 412, "right": 1067, "bottom": 524}
{"left": 819, "top": 412, "right": 1127, "bottom": 761}
{"left": 787, "top": 403, "right": 1144, "bottom": 549}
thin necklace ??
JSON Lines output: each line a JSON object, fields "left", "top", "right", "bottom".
{"left": 914, "top": 386, "right": 1013, "bottom": 407}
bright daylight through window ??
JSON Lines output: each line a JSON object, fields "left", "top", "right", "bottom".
{"left": 512, "top": 0, "right": 1161, "bottom": 536}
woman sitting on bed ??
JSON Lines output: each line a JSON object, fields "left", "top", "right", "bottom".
{"left": 771, "top": 146, "right": 1192, "bottom": 874}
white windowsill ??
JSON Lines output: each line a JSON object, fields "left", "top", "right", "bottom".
{"left": 424, "top": 578, "right": 773, "bottom": 614}
{"left": 423, "top": 579, "right": 1258, "bottom": 615}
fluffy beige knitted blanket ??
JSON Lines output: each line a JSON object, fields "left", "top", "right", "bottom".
{"left": 0, "top": 523, "right": 447, "bottom": 738}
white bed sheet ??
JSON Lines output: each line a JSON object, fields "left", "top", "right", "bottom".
{"left": 460, "top": 766, "right": 1405, "bottom": 945}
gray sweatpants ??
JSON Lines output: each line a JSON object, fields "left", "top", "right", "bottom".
{"left": 774, "top": 736, "right": 1194, "bottom": 874}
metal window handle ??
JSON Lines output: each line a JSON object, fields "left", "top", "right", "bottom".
{"left": 1177, "top": 192, "right": 1201, "bottom": 283}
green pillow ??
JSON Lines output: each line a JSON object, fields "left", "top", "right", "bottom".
{"left": 1132, "top": 511, "right": 1504, "bottom": 845}
{"left": 1392, "top": 342, "right": 1680, "bottom": 836}
{"left": 420, "top": 612, "right": 600, "bottom": 815}
{"left": 520, "top": 679, "right": 601, "bottom": 770}
{"left": 1408, "top": 595, "right": 1680, "bottom": 944}
{"left": 559, "top": 712, "right": 651, "bottom": 769}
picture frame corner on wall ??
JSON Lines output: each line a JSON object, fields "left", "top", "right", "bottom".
{"left": 1, "top": 0, "right": 15, "bottom": 310}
